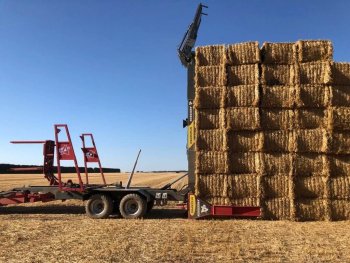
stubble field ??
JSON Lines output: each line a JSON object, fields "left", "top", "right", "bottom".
{"left": 0, "top": 172, "right": 350, "bottom": 262}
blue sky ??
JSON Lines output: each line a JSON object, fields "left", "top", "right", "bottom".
{"left": 0, "top": 0, "right": 349, "bottom": 171}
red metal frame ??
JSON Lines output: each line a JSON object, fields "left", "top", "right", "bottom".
{"left": 54, "top": 124, "right": 84, "bottom": 192}
{"left": 80, "top": 133, "right": 106, "bottom": 185}
{"left": 188, "top": 193, "right": 261, "bottom": 219}
{"left": 0, "top": 192, "right": 55, "bottom": 206}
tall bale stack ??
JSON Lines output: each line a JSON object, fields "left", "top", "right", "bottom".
{"left": 329, "top": 62, "right": 350, "bottom": 220}
{"left": 260, "top": 42, "right": 297, "bottom": 220}
{"left": 193, "top": 40, "right": 350, "bottom": 221}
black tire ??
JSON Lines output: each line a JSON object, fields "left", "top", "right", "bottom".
{"left": 147, "top": 200, "right": 154, "bottom": 212}
{"left": 85, "top": 194, "right": 113, "bottom": 219}
{"left": 119, "top": 194, "right": 147, "bottom": 219}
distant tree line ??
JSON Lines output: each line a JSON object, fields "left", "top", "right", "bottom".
{"left": 0, "top": 164, "right": 120, "bottom": 174}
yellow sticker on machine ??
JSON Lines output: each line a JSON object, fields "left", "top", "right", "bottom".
{"left": 189, "top": 195, "right": 196, "bottom": 217}
{"left": 187, "top": 121, "right": 195, "bottom": 148}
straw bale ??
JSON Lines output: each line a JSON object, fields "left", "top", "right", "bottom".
{"left": 226, "top": 42, "right": 260, "bottom": 65}
{"left": 295, "top": 109, "right": 328, "bottom": 129}
{"left": 295, "top": 154, "right": 326, "bottom": 177}
{"left": 195, "top": 45, "right": 226, "bottom": 66}
{"left": 261, "top": 42, "right": 295, "bottom": 64}
{"left": 225, "top": 85, "right": 259, "bottom": 107}
{"left": 263, "top": 130, "right": 296, "bottom": 152}
{"left": 195, "top": 151, "right": 229, "bottom": 174}
{"left": 227, "top": 64, "right": 259, "bottom": 86}
{"left": 227, "top": 131, "right": 263, "bottom": 152}
{"left": 195, "top": 108, "right": 224, "bottom": 130}
{"left": 329, "top": 132, "right": 350, "bottom": 154}
{"left": 329, "top": 155, "right": 350, "bottom": 177}
{"left": 262, "top": 153, "right": 293, "bottom": 174}
{"left": 201, "top": 196, "right": 229, "bottom": 206}
{"left": 226, "top": 174, "right": 259, "bottom": 198}
{"left": 195, "top": 174, "right": 228, "bottom": 197}
{"left": 261, "top": 64, "right": 297, "bottom": 85}
{"left": 229, "top": 152, "right": 262, "bottom": 174}
{"left": 194, "top": 87, "right": 224, "bottom": 109}
{"left": 260, "top": 109, "right": 295, "bottom": 130}
{"left": 329, "top": 85, "right": 350, "bottom": 106}
{"left": 330, "top": 107, "right": 350, "bottom": 130}
{"left": 295, "top": 40, "right": 333, "bottom": 63}
{"left": 332, "top": 63, "right": 350, "bottom": 85}
{"left": 263, "top": 198, "right": 291, "bottom": 220}
{"left": 294, "top": 176, "right": 327, "bottom": 198}
{"left": 330, "top": 176, "right": 350, "bottom": 199}
{"left": 196, "top": 129, "right": 226, "bottom": 151}
{"left": 295, "top": 129, "right": 328, "bottom": 153}
{"left": 230, "top": 197, "right": 260, "bottom": 206}
{"left": 226, "top": 107, "right": 260, "bottom": 131}
{"left": 296, "top": 85, "right": 330, "bottom": 107}
{"left": 260, "top": 85, "right": 295, "bottom": 108}
{"left": 262, "top": 174, "right": 290, "bottom": 198}
{"left": 330, "top": 199, "right": 350, "bottom": 220}
{"left": 298, "top": 62, "right": 332, "bottom": 85}
{"left": 295, "top": 198, "right": 328, "bottom": 221}
{"left": 195, "top": 66, "right": 226, "bottom": 87}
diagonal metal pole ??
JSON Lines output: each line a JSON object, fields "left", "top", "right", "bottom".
{"left": 126, "top": 149, "right": 141, "bottom": 189}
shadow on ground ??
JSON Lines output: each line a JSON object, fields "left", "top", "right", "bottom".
{"left": 0, "top": 205, "right": 187, "bottom": 219}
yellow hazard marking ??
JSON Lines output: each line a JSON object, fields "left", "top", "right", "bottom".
{"left": 189, "top": 195, "right": 196, "bottom": 216}
{"left": 187, "top": 122, "right": 195, "bottom": 148}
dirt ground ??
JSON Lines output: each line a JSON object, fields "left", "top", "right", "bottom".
{"left": 1, "top": 173, "right": 350, "bottom": 262}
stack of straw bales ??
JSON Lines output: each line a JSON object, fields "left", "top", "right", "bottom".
{"left": 194, "top": 40, "right": 350, "bottom": 221}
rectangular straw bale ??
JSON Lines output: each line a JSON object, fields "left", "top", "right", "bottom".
{"left": 262, "top": 153, "right": 293, "bottom": 174}
{"left": 260, "top": 109, "right": 295, "bottom": 130}
{"left": 262, "top": 174, "right": 290, "bottom": 198}
{"left": 195, "top": 108, "right": 224, "bottom": 130}
{"left": 330, "top": 107, "right": 350, "bottom": 130}
{"left": 229, "top": 152, "right": 262, "bottom": 174}
{"left": 295, "top": 198, "right": 328, "bottom": 221}
{"left": 201, "top": 196, "right": 230, "bottom": 206}
{"left": 329, "top": 132, "right": 350, "bottom": 154}
{"left": 196, "top": 129, "right": 226, "bottom": 151}
{"left": 195, "top": 151, "right": 229, "bottom": 174}
{"left": 330, "top": 176, "right": 350, "bottom": 199}
{"left": 295, "top": 129, "right": 328, "bottom": 153}
{"left": 295, "top": 153, "right": 326, "bottom": 177}
{"left": 329, "top": 86, "right": 350, "bottom": 106}
{"left": 295, "top": 40, "right": 333, "bottom": 63}
{"left": 195, "top": 45, "right": 226, "bottom": 66}
{"left": 263, "top": 198, "right": 291, "bottom": 220}
{"left": 227, "top": 64, "right": 259, "bottom": 86}
{"left": 298, "top": 62, "right": 332, "bottom": 84}
{"left": 332, "top": 63, "right": 350, "bottom": 85}
{"left": 330, "top": 199, "right": 350, "bottom": 220}
{"left": 229, "top": 197, "right": 260, "bottom": 206}
{"left": 295, "top": 109, "right": 328, "bottom": 129}
{"left": 226, "top": 42, "right": 260, "bottom": 65}
{"left": 329, "top": 155, "right": 350, "bottom": 177}
{"left": 261, "top": 64, "right": 297, "bottom": 85}
{"left": 296, "top": 85, "right": 330, "bottom": 107}
{"left": 261, "top": 85, "right": 295, "bottom": 108}
{"left": 194, "top": 87, "right": 223, "bottom": 109}
{"left": 261, "top": 42, "right": 295, "bottom": 64}
{"left": 226, "top": 174, "right": 259, "bottom": 198}
{"left": 225, "top": 85, "right": 259, "bottom": 107}
{"left": 195, "top": 174, "right": 227, "bottom": 197}
{"left": 227, "top": 131, "right": 263, "bottom": 152}
{"left": 226, "top": 107, "right": 260, "bottom": 130}
{"left": 263, "top": 130, "right": 296, "bottom": 152}
{"left": 195, "top": 66, "right": 226, "bottom": 87}
{"left": 294, "top": 176, "right": 327, "bottom": 198}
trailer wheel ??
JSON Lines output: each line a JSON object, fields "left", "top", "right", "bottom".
{"left": 119, "top": 194, "right": 147, "bottom": 219}
{"left": 85, "top": 194, "right": 113, "bottom": 219}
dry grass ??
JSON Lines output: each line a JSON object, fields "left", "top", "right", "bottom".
{"left": 1, "top": 174, "right": 350, "bottom": 262}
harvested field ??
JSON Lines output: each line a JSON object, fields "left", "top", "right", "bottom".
{"left": 2, "top": 173, "right": 350, "bottom": 262}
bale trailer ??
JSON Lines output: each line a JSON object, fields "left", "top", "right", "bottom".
{"left": 0, "top": 4, "right": 261, "bottom": 219}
